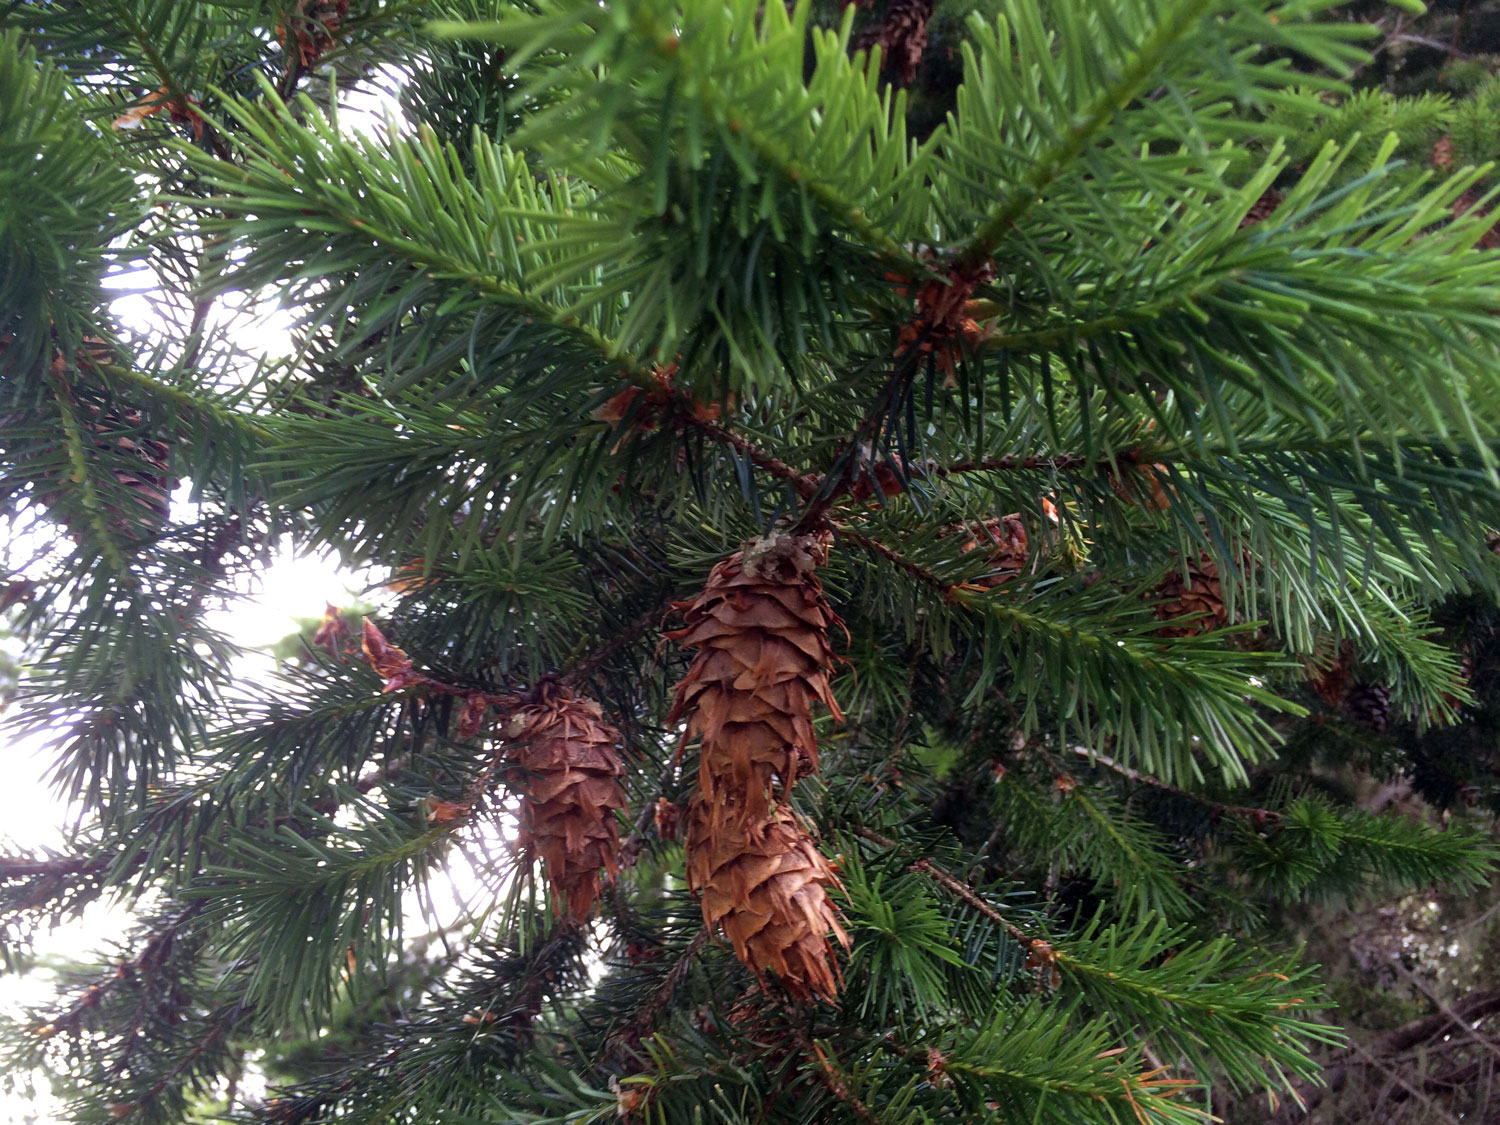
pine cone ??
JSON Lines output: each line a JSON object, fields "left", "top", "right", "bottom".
{"left": 1104, "top": 451, "right": 1173, "bottom": 510}
{"left": 958, "top": 515, "right": 1028, "bottom": 588}
{"left": 1345, "top": 682, "right": 1393, "bottom": 733}
{"left": 508, "top": 682, "right": 628, "bottom": 923}
{"left": 873, "top": 0, "right": 935, "bottom": 85}
{"left": 1453, "top": 190, "right": 1500, "bottom": 250}
{"left": 286, "top": 0, "right": 349, "bottom": 68}
{"left": 1151, "top": 554, "right": 1229, "bottom": 638}
{"left": 1238, "top": 187, "right": 1284, "bottom": 229}
{"left": 668, "top": 531, "right": 850, "bottom": 999}
{"left": 666, "top": 531, "right": 844, "bottom": 824}
{"left": 684, "top": 797, "right": 850, "bottom": 1001}
{"left": 1307, "top": 640, "right": 1354, "bottom": 707}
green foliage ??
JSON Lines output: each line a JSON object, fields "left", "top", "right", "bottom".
{"left": 4, "top": 0, "right": 1500, "bottom": 1122}
{"left": 0, "top": 29, "right": 137, "bottom": 376}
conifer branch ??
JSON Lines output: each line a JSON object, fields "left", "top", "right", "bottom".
{"left": 0, "top": 855, "right": 101, "bottom": 880}
{"left": 954, "top": 0, "right": 1217, "bottom": 269}
{"left": 833, "top": 525, "right": 956, "bottom": 595}
{"left": 1062, "top": 746, "right": 1277, "bottom": 823}
{"left": 34, "top": 901, "right": 207, "bottom": 1043}
{"left": 633, "top": 22, "right": 929, "bottom": 274}
{"left": 933, "top": 453, "right": 1089, "bottom": 477}
{"left": 560, "top": 600, "right": 678, "bottom": 685}
{"left": 775, "top": 1014, "right": 881, "bottom": 1125}
{"left": 678, "top": 413, "right": 819, "bottom": 499}
{"left": 854, "top": 828, "right": 1030, "bottom": 946}
{"left": 601, "top": 927, "right": 709, "bottom": 1067}
{"left": 102, "top": 0, "right": 234, "bottom": 162}
{"left": 48, "top": 367, "right": 130, "bottom": 573}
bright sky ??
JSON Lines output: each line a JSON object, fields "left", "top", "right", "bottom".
{"left": 0, "top": 539, "right": 372, "bottom": 1123}
{"left": 0, "top": 74, "right": 477, "bottom": 1122}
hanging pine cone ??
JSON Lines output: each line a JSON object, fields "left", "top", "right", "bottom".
{"left": 507, "top": 681, "right": 628, "bottom": 923}
{"left": 282, "top": 0, "right": 350, "bottom": 68}
{"left": 665, "top": 531, "right": 844, "bottom": 824}
{"left": 1104, "top": 450, "right": 1173, "bottom": 510}
{"left": 1307, "top": 638, "right": 1354, "bottom": 707}
{"left": 667, "top": 531, "right": 850, "bottom": 999}
{"left": 957, "top": 515, "right": 1028, "bottom": 588}
{"left": 1345, "top": 682, "right": 1393, "bottom": 733}
{"left": 684, "top": 797, "right": 850, "bottom": 1001}
{"left": 1151, "top": 553, "right": 1229, "bottom": 638}
{"left": 1238, "top": 187, "right": 1284, "bottom": 229}
{"left": 855, "top": 0, "right": 936, "bottom": 85}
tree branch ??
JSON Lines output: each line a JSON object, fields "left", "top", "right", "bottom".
{"left": 678, "top": 413, "right": 818, "bottom": 500}
{"left": 933, "top": 453, "right": 1088, "bottom": 477}
{"left": 854, "top": 828, "right": 1030, "bottom": 946}
{"left": 1063, "top": 745, "right": 1277, "bottom": 823}
{"left": 601, "top": 926, "right": 709, "bottom": 1068}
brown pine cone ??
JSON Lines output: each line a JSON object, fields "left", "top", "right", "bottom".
{"left": 666, "top": 531, "right": 844, "bottom": 825}
{"left": 668, "top": 531, "right": 850, "bottom": 999}
{"left": 1239, "top": 187, "right": 1284, "bottom": 229}
{"left": 1152, "top": 553, "right": 1229, "bottom": 638}
{"left": 957, "top": 515, "right": 1029, "bottom": 588}
{"left": 1345, "top": 682, "right": 1393, "bottom": 733}
{"left": 684, "top": 796, "right": 850, "bottom": 1001}
{"left": 508, "top": 682, "right": 628, "bottom": 923}
{"left": 856, "top": 0, "right": 936, "bottom": 85}
{"left": 877, "top": 0, "right": 935, "bottom": 85}
{"left": 1307, "top": 640, "right": 1354, "bottom": 707}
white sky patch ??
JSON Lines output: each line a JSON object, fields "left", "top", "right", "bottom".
{"left": 0, "top": 63, "right": 487, "bottom": 1119}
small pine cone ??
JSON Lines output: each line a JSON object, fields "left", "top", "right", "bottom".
{"left": 684, "top": 796, "right": 850, "bottom": 1001}
{"left": 1152, "top": 554, "right": 1229, "bottom": 638}
{"left": 289, "top": 0, "right": 350, "bottom": 68}
{"left": 508, "top": 681, "right": 628, "bottom": 923}
{"left": 1433, "top": 135, "right": 1455, "bottom": 171}
{"left": 1345, "top": 682, "right": 1393, "bottom": 733}
{"left": 1453, "top": 190, "right": 1500, "bottom": 250}
{"left": 876, "top": 0, "right": 935, "bottom": 85}
{"left": 958, "top": 515, "right": 1028, "bottom": 588}
{"left": 1104, "top": 451, "right": 1173, "bottom": 510}
{"left": 666, "top": 531, "right": 844, "bottom": 825}
{"left": 1238, "top": 187, "right": 1284, "bottom": 229}
{"left": 1308, "top": 641, "right": 1354, "bottom": 707}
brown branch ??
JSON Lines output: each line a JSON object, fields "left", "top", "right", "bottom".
{"left": 678, "top": 412, "right": 819, "bottom": 499}
{"left": 775, "top": 1005, "right": 882, "bottom": 1125}
{"left": 854, "top": 828, "right": 1031, "bottom": 946}
{"left": 0, "top": 855, "right": 104, "bottom": 880}
{"left": 142, "top": 1023, "right": 226, "bottom": 1105}
{"left": 933, "top": 453, "right": 1088, "bottom": 477}
{"left": 1387, "top": 958, "right": 1500, "bottom": 1065}
{"left": 36, "top": 901, "right": 207, "bottom": 1045}
{"left": 1062, "top": 745, "right": 1277, "bottom": 823}
{"left": 1267, "top": 990, "right": 1500, "bottom": 1122}
{"left": 618, "top": 764, "right": 679, "bottom": 871}
{"left": 1342, "top": 1036, "right": 1464, "bottom": 1125}
{"left": 601, "top": 926, "right": 709, "bottom": 1068}
{"left": 560, "top": 599, "right": 678, "bottom": 686}
{"left": 832, "top": 525, "right": 958, "bottom": 597}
